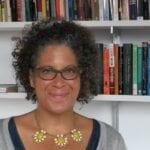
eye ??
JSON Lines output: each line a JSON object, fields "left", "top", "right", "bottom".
{"left": 41, "top": 67, "right": 55, "bottom": 74}
{"left": 63, "top": 67, "right": 78, "bottom": 74}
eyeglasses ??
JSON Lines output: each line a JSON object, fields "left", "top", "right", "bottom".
{"left": 33, "top": 66, "right": 81, "bottom": 80}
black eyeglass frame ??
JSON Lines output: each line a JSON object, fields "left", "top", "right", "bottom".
{"left": 33, "top": 66, "right": 82, "bottom": 80}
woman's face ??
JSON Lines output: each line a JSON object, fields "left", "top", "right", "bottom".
{"left": 30, "top": 44, "right": 80, "bottom": 114}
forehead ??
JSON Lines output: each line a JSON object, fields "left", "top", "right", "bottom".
{"left": 36, "top": 44, "right": 78, "bottom": 68}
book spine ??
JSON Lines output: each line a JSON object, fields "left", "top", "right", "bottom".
{"left": 25, "top": 0, "right": 31, "bottom": 21}
{"left": 59, "top": 0, "right": 65, "bottom": 19}
{"left": 137, "top": 0, "right": 143, "bottom": 20}
{"left": 129, "top": 0, "right": 137, "bottom": 20}
{"left": 113, "top": 0, "right": 118, "bottom": 20}
{"left": 37, "top": 0, "right": 42, "bottom": 20}
{"left": 6, "top": 0, "right": 11, "bottom": 21}
{"left": 16, "top": 0, "right": 22, "bottom": 21}
{"left": 0, "top": 0, "right": 2, "bottom": 21}
{"left": 123, "top": 43, "right": 133, "bottom": 95}
{"left": 94, "top": 0, "right": 99, "bottom": 20}
{"left": 99, "top": 0, "right": 103, "bottom": 20}
{"left": 78, "top": 0, "right": 84, "bottom": 20}
{"left": 142, "top": 42, "right": 148, "bottom": 95}
{"left": 118, "top": 45, "right": 123, "bottom": 94}
{"left": 50, "top": 0, "right": 56, "bottom": 19}
{"left": 143, "top": 0, "right": 149, "bottom": 19}
{"left": 42, "top": 0, "right": 46, "bottom": 19}
{"left": 114, "top": 44, "right": 119, "bottom": 95}
{"left": 137, "top": 46, "right": 143, "bottom": 95}
{"left": 83, "top": 0, "right": 92, "bottom": 20}
{"left": 97, "top": 43, "right": 103, "bottom": 94}
{"left": 120, "top": 0, "right": 129, "bottom": 20}
{"left": 109, "top": 43, "right": 115, "bottom": 94}
{"left": 21, "top": 0, "right": 26, "bottom": 21}
{"left": 147, "top": 43, "right": 150, "bottom": 95}
{"left": 65, "top": 0, "right": 69, "bottom": 21}
{"left": 46, "top": 0, "right": 50, "bottom": 19}
{"left": 73, "top": 0, "right": 79, "bottom": 20}
{"left": 10, "top": 0, "right": 17, "bottom": 21}
{"left": 132, "top": 44, "right": 138, "bottom": 95}
{"left": 103, "top": 47, "right": 110, "bottom": 94}
{"left": 103, "top": 0, "right": 110, "bottom": 20}
{"left": 68, "top": 0, "right": 74, "bottom": 20}
{"left": 1, "top": 0, "right": 5, "bottom": 21}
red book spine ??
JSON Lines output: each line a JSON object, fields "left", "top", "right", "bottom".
{"left": 16, "top": 0, "right": 22, "bottom": 21}
{"left": 55, "top": 0, "right": 60, "bottom": 20}
{"left": 37, "top": 0, "right": 42, "bottom": 20}
{"left": 103, "top": 47, "right": 110, "bottom": 94}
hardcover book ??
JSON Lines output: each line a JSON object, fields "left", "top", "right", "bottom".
{"left": 122, "top": 43, "right": 133, "bottom": 95}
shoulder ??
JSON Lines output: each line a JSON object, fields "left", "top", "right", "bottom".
{"left": 0, "top": 118, "right": 13, "bottom": 149}
{"left": 95, "top": 120, "right": 127, "bottom": 150}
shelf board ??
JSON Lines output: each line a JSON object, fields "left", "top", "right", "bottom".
{"left": 94, "top": 95, "right": 150, "bottom": 102}
{"left": 0, "top": 93, "right": 150, "bottom": 102}
{"left": 0, "top": 20, "right": 150, "bottom": 31}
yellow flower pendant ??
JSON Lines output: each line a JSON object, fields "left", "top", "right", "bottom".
{"left": 33, "top": 129, "right": 47, "bottom": 143}
{"left": 71, "top": 129, "right": 82, "bottom": 142}
{"left": 54, "top": 134, "right": 68, "bottom": 147}
{"left": 33, "top": 128, "right": 82, "bottom": 147}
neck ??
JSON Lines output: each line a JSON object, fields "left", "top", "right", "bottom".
{"left": 34, "top": 108, "right": 76, "bottom": 135}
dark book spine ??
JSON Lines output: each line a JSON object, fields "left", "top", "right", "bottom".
{"left": 10, "top": 0, "right": 17, "bottom": 21}
{"left": 147, "top": 43, "right": 150, "bottom": 95}
{"left": 122, "top": 44, "right": 133, "bottom": 95}
{"left": 83, "top": 0, "right": 92, "bottom": 20}
{"left": 129, "top": 0, "right": 137, "bottom": 20}
{"left": 137, "top": 0, "right": 143, "bottom": 19}
{"left": 68, "top": 0, "right": 74, "bottom": 20}
{"left": 143, "top": 0, "right": 149, "bottom": 19}
{"left": 142, "top": 42, "right": 148, "bottom": 95}
{"left": 97, "top": 43, "right": 103, "bottom": 94}
{"left": 118, "top": 46, "right": 123, "bottom": 94}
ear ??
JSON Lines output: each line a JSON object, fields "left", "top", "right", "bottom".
{"left": 29, "top": 70, "right": 35, "bottom": 88}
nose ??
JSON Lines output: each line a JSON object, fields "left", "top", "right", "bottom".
{"left": 52, "top": 73, "right": 66, "bottom": 88}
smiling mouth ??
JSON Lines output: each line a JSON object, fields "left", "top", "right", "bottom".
{"left": 48, "top": 93, "right": 68, "bottom": 101}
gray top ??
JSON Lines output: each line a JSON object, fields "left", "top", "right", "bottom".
{"left": 0, "top": 118, "right": 127, "bottom": 150}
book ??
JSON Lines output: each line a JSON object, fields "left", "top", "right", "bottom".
{"left": 97, "top": 43, "right": 103, "bottom": 94}
{"left": 103, "top": 46, "right": 110, "bottom": 94}
{"left": 132, "top": 44, "right": 138, "bottom": 95}
{"left": 68, "top": 0, "right": 74, "bottom": 20}
{"left": 137, "top": 46, "right": 143, "bottom": 95}
{"left": 0, "top": 84, "right": 18, "bottom": 93}
{"left": 137, "top": 0, "right": 143, "bottom": 20}
{"left": 118, "top": 45, "right": 123, "bottom": 94}
{"left": 83, "top": 0, "right": 92, "bottom": 20}
{"left": 129, "top": 0, "right": 137, "bottom": 20}
{"left": 114, "top": 44, "right": 119, "bottom": 95}
{"left": 142, "top": 42, "right": 148, "bottom": 95}
{"left": 120, "top": 0, "right": 129, "bottom": 20}
{"left": 122, "top": 43, "right": 133, "bottom": 95}
{"left": 147, "top": 43, "right": 150, "bottom": 95}
{"left": 143, "top": 0, "right": 149, "bottom": 19}
{"left": 109, "top": 43, "right": 115, "bottom": 94}
{"left": 103, "top": 0, "right": 110, "bottom": 20}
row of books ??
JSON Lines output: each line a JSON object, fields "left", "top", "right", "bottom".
{"left": 97, "top": 42, "right": 150, "bottom": 95}
{"left": 0, "top": 0, "right": 150, "bottom": 22}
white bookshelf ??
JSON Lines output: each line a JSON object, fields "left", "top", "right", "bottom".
{"left": 1, "top": 20, "right": 150, "bottom": 31}
{"left": 0, "top": 93, "right": 150, "bottom": 103}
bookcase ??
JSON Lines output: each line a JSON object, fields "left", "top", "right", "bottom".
{"left": 0, "top": 20, "right": 150, "bottom": 150}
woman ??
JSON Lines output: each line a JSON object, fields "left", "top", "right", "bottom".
{"left": 0, "top": 20, "right": 126, "bottom": 150}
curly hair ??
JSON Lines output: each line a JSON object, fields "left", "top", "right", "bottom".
{"left": 12, "top": 19, "right": 99, "bottom": 104}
